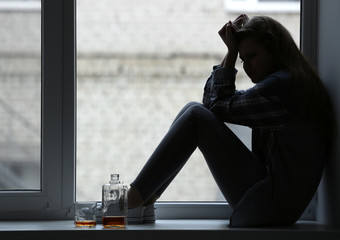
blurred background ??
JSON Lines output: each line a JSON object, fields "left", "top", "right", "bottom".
{"left": 76, "top": 0, "right": 300, "bottom": 201}
{"left": 0, "top": 0, "right": 300, "bottom": 201}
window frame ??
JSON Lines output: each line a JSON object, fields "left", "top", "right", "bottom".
{"left": 0, "top": 0, "right": 317, "bottom": 221}
{"left": 0, "top": 0, "right": 76, "bottom": 220}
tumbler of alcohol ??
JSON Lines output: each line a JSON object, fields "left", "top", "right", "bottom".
{"left": 74, "top": 201, "right": 97, "bottom": 227}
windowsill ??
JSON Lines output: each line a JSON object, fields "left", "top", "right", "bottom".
{"left": 0, "top": 220, "right": 339, "bottom": 239}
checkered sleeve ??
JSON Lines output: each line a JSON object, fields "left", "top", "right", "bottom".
{"left": 203, "top": 65, "right": 237, "bottom": 108}
{"left": 203, "top": 66, "right": 290, "bottom": 129}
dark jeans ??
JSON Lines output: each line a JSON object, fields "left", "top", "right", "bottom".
{"left": 131, "top": 102, "right": 267, "bottom": 207}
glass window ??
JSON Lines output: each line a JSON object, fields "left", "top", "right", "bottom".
{"left": 76, "top": 1, "right": 300, "bottom": 202}
{"left": 0, "top": 0, "right": 75, "bottom": 220}
{"left": 0, "top": 0, "right": 317, "bottom": 221}
{"left": 0, "top": 0, "right": 41, "bottom": 191}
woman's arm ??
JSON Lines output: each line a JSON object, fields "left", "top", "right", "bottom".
{"left": 208, "top": 72, "right": 292, "bottom": 130}
{"left": 203, "top": 15, "right": 247, "bottom": 107}
{"left": 202, "top": 66, "right": 237, "bottom": 108}
{"left": 203, "top": 16, "right": 246, "bottom": 109}
{"left": 218, "top": 14, "right": 249, "bottom": 68}
{"left": 218, "top": 22, "right": 238, "bottom": 69}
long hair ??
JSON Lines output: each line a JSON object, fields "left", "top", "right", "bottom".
{"left": 236, "top": 16, "right": 336, "bottom": 140}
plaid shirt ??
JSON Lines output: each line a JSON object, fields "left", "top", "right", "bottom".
{"left": 202, "top": 65, "right": 295, "bottom": 164}
{"left": 203, "top": 65, "right": 291, "bottom": 130}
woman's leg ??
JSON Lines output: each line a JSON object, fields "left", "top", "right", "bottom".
{"left": 130, "top": 102, "right": 266, "bottom": 208}
{"left": 128, "top": 102, "right": 200, "bottom": 208}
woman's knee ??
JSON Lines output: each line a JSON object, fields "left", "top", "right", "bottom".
{"left": 172, "top": 102, "right": 204, "bottom": 127}
{"left": 177, "top": 102, "right": 206, "bottom": 119}
{"left": 182, "top": 101, "right": 203, "bottom": 110}
{"left": 186, "top": 102, "right": 212, "bottom": 116}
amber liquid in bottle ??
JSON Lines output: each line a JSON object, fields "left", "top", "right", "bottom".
{"left": 102, "top": 216, "right": 126, "bottom": 229}
{"left": 74, "top": 220, "right": 97, "bottom": 227}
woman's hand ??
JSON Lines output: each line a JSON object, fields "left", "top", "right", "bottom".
{"left": 219, "top": 14, "right": 249, "bottom": 68}
{"left": 218, "top": 21, "right": 237, "bottom": 53}
{"left": 218, "top": 14, "right": 249, "bottom": 52}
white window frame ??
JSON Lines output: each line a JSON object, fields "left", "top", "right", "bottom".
{"left": 224, "top": 0, "right": 300, "bottom": 13}
{"left": 0, "top": 0, "right": 317, "bottom": 221}
{"left": 0, "top": 0, "right": 76, "bottom": 220}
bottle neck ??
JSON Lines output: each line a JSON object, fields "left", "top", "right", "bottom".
{"left": 109, "top": 174, "right": 120, "bottom": 184}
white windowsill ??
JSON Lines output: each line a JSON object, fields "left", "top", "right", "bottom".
{"left": 0, "top": 220, "right": 339, "bottom": 239}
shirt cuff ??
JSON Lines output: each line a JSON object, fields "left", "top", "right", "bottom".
{"left": 212, "top": 65, "right": 237, "bottom": 84}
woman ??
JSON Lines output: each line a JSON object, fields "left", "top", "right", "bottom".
{"left": 127, "top": 15, "right": 336, "bottom": 227}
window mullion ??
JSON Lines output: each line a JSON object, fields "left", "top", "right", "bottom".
{"left": 41, "top": 0, "right": 76, "bottom": 218}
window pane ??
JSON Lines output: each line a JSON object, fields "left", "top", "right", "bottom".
{"left": 76, "top": 0, "right": 300, "bottom": 201}
{"left": 0, "top": 1, "right": 41, "bottom": 190}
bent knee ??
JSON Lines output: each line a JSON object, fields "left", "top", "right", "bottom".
{"left": 187, "top": 102, "right": 213, "bottom": 117}
{"left": 183, "top": 101, "right": 203, "bottom": 109}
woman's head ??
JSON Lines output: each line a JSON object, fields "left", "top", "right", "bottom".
{"left": 237, "top": 33, "right": 279, "bottom": 83}
{"left": 236, "top": 16, "right": 336, "bottom": 140}
{"left": 236, "top": 16, "right": 299, "bottom": 79}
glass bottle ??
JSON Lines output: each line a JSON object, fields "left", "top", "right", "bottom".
{"left": 102, "top": 174, "right": 128, "bottom": 229}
